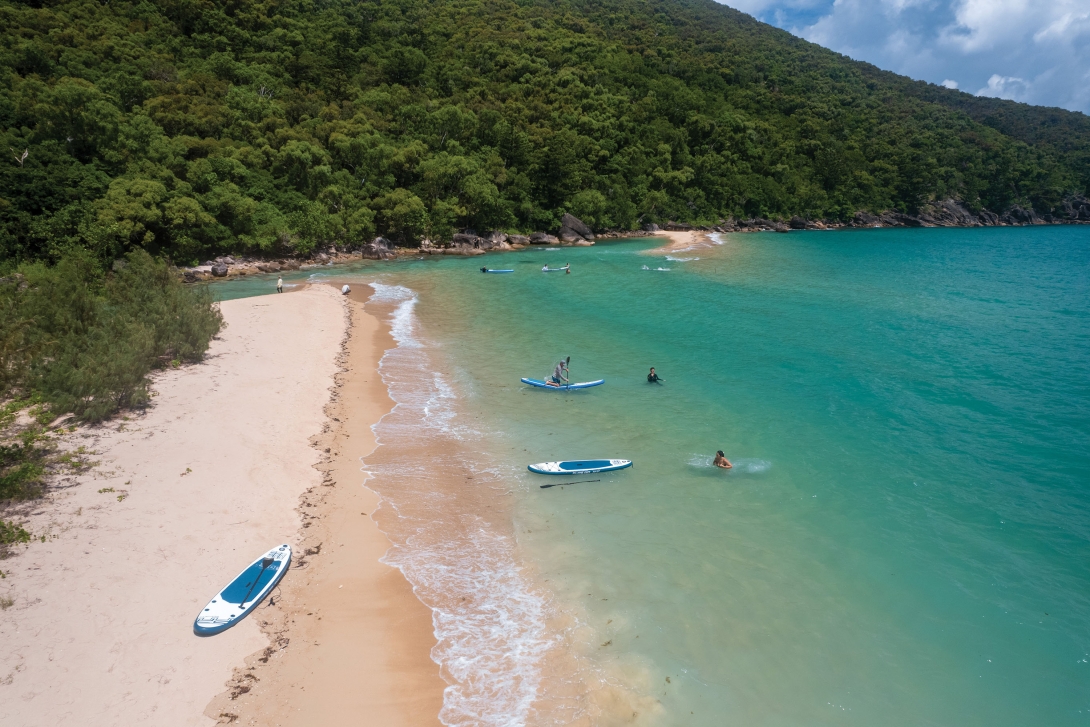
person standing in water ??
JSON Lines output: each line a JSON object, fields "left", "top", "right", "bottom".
{"left": 713, "top": 451, "right": 733, "bottom": 469}
{"left": 565, "top": 263, "right": 571, "bottom": 274}
{"left": 276, "top": 276, "right": 283, "bottom": 293}
{"left": 548, "top": 356, "right": 570, "bottom": 386}
{"left": 647, "top": 367, "right": 663, "bottom": 384}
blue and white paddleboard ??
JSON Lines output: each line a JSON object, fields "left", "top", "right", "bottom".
{"left": 194, "top": 544, "right": 291, "bottom": 636}
{"left": 521, "top": 377, "right": 605, "bottom": 390}
{"left": 528, "top": 459, "right": 632, "bottom": 475}
{"left": 541, "top": 267, "right": 567, "bottom": 272}
{"left": 481, "top": 269, "right": 514, "bottom": 273}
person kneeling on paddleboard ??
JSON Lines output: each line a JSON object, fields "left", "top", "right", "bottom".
{"left": 548, "top": 357, "right": 570, "bottom": 387}
{"left": 713, "top": 450, "right": 733, "bottom": 469}
{"left": 647, "top": 367, "right": 663, "bottom": 384}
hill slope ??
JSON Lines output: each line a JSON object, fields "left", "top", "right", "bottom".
{"left": 2, "top": 0, "right": 1088, "bottom": 263}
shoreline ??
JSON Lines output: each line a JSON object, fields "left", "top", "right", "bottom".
{"left": 206, "top": 285, "right": 445, "bottom": 725}
{"left": 0, "top": 285, "right": 445, "bottom": 727}
{"left": 0, "top": 287, "right": 346, "bottom": 725}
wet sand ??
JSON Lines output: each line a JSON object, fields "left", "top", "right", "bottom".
{"left": 207, "top": 288, "right": 445, "bottom": 725}
{"left": 0, "top": 285, "right": 444, "bottom": 726}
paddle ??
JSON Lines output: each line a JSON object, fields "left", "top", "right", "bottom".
{"left": 239, "top": 557, "right": 275, "bottom": 607}
{"left": 540, "top": 479, "right": 601, "bottom": 489}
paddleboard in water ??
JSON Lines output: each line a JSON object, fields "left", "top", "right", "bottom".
{"left": 541, "top": 267, "right": 568, "bottom": 272}
{"left": 521, "top": 377, "right": 605, "bottom": 390}
{"left": 528, "top": 459, "right": 633, "bottom": 475}
{"left": 481, "top": 268, "right": 514, "bottom": 273}
{"left": 194, "top": 544, "right": 291, "bottom": 636}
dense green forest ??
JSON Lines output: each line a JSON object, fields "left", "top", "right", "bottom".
{"left": 2, "top": 0, "right": 1088, "bottom": 264}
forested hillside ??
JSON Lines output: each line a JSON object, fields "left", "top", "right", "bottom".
{"left": 2, "top": 0, "right": 1088, "bottom": 264}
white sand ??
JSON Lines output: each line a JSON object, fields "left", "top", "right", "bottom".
{"left": 0, "top": 286, "right": 345, "bottom": 726}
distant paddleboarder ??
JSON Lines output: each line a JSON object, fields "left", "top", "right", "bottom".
{"left": 713, "top": 451, "right": 733, "bottom": 469}
{"left": 547, "top": 357, "right": 570, "bottom": 387}
{"left": 647, "top": 367, "right": 663, "bottom": 384}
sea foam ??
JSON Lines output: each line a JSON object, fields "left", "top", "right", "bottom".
{"left": 365, "top": 283, "right": 555, "bottom": 726}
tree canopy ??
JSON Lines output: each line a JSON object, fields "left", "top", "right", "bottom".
{"left": 2, "top": 0, "right": 1087, "bottom": 264}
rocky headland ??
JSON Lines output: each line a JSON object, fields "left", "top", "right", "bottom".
{"left": 179, "top": 197, "right": 1090, "bottom": 281}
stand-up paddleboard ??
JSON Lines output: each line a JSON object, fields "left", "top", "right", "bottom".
{"left": 194, "top": 544, "right": 291, "bottom": 636}
{"left": 541, "top": 267, "right": 568, "bottom": 272}
{"left": 521, "top": 377, "right": 604, "bottom": 390}
{"left": 528, "top": 459, "right": 632, "bottom": 475}
{"left": 481, "top": 268, "right": 514, "bottom": 273}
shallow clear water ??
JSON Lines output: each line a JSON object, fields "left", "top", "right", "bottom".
{"left": 218, "top": 226, "right": 1090, "bottom": 724}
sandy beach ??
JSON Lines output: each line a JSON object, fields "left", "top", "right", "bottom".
{"left": 643, "top": 229, "right": 716, "bottom": 255}
{"left": 0, "top": 285, "right": 443, "bottom": 726}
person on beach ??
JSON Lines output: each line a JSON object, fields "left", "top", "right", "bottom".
{"left": 276, "top": 276, "right": 283, "bottom": 293}
{"left": 341, "top": 284, "right": 350, "bottom": 295}
{"left": 713, "top": 451, "right": 733, "bottom": 469}
{"left": 548, "top": 357, "right": 570, "bottom": 387}
{"left": 647, "top": 367, "right": 663, "bottom": 384}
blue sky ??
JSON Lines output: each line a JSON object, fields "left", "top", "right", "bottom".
{"left": 716, "top": 0, "right": 1090, "bottom": 114}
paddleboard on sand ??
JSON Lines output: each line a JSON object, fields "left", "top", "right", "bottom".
{"left": 481, "top": 268, "right": 514, "bottom": 273}
{"left": 194, "top": 544, "right": 291, "bottom": 636}
{"left": 528, "top": 459, "right": 633, "bottom": 475}
{"left": 521, "top": 377, "right": 604, "bottom": 390}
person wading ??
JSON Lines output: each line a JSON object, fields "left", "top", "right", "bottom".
{"left": 276, "top": 276, "right": 283, "bottom": 293}
{"left": 647, "top": 367, "right": 663, "bottom": 384}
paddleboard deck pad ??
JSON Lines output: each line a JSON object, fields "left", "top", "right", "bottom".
{"left": 194, "top": 544, "right": 291, "bottom": 636}
{"left": 521, "top": 377, "right": 605, "bottom": 390}
{"left": 528, "top": 459, "right": 632, "bottom": 475}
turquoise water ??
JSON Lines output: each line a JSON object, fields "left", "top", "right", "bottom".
{"left": 218, "top": 227, "right": 1090, "bottom": 724}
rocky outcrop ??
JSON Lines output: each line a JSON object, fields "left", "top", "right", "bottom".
{"left": 641, "top": 223, "right": 660, "bottom": 232}
{"left": 361, "top": 237, "right": 396, "bottom": 259}
{"left": 507, "top": 234, "right": 530, "bottom": 246}
{"left": 529, "top": 232, "right": 559, "bottom": 245}
{"left": 553, "top": 214, "right": 595, "bottom": 245}
{"left": 210, "top": 263, "right": 228, "bottom": 277}
{"left": 1001, "top": 205, "right": 1040, "bottom": 225}
{"left": 560, "top": 213, "right": 593, "bottom": 239}
{"left": 483, "top": 231, "right": 512, "bottom": 250}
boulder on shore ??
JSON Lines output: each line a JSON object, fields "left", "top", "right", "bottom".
{"left": 529, "top": 232, "right": 559, "bottom": 245}
{"left": 560, "top": 213, "right": 593, "bottom": 239}
{"left": 642, "top": 223, "right": 660, "bottom": 232}
{"left": 482, "top": 231, "right": 512, "bottom": 250}
{"left": 361, "top": 237, "right": 396, "bottom": 259}
{"left": 507, "top": 234, "right": 530, "bottom": 246}
{"left": 558, "top": 226, "right": 584, "bottom": 243}
{"left": 210, "top": 263, "right": 228, "bottom": 277}
{"left": 1002, "top": 206, "right": 1040, "bottom": 225}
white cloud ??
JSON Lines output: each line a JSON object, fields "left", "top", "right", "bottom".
{"left": 941, "top": 79, "right": 959, "bottom": 89}
{"left": 976, "top": 74, "right": 1031, "bottom": 101}
{"left": 715, "top": 0, "right": 1090, "bottom": 113}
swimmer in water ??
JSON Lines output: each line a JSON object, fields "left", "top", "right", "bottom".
{"left": 713, "top": 450, "right": 732, "bottom": 469}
